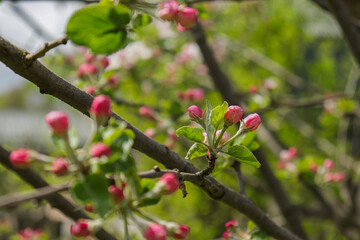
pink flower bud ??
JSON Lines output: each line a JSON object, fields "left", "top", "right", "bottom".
{"left": 108, "top": 185, "right": 125, "bottom": 202}
{"left": 176, "top": 24, "right": 188, "bottom": 32}
{"left": 279, "top": 147, "right": 298, "bottom": 161}
{"left": 243, "top": 113, "right": 261, "bottom": 131}
{"left": 77, "top": 63, "right": 98, "bottom": 78}
{"left": 277, "top": 161, "right": 286, "bottom": 169}
{"left": 18, "top": 228, "right": 43, "bottom": 239}
{"left": 70, "top": 220, "right": 91, "bottom": 237}
{"left": 325, "top": 173, "right": 335, "bottom": 182}
{"left": 175, "top": 7, "right": 198, "bottom": 29}
{"left": 84, "top": 51, "right": 95, "bottom": 63}
{"left": 187, "top": 105, "right": 203, "bottom": 121}
{"left": 224, "top": 106, "right": 244, "bottom": 125}
{"left": 91, "top": 143, "right": 111, "bottom": 157}
{"left": 158, "top": 0, "right": 179, "bottom": 21}
{"left": 225, "top": 219, "right": 238, "bottom": 230}
{"left": 45, "top": 111, "right": 69, "bottom": 136}
{"left": 85, "top": 203, "right": 94, "bottom": 212}
{"left": 216, "top": 130, "right": 229, "bottom": 143}
{"left": 323, "top": 159, "right": 334, "bottom": 170}
{"left": 86, "top": 86, "right": 96, "bottom": 96}
{"left": 263, "top": 77, "right": 278, "bottom": 91}
{"left": 51, "top": 158, "right": 68, "bottom": 176}
{"left": 145, "top": 129, "right": 156, "bottom": 138}
{"left": 309, "top": 163, "right": 318, "bottom": 173}
{"left": 222, "top": 231, "right": 231, "bottom": 240}
{"left": 139, "top": 106, "right": 156, "bottom": 121}
{"left": 287, "top": 147, "right": 298, "bottom": 159}
{"left": 249, "top": 85, "right": 258, "bottom": 95}
{"left": 10, "top": 149, "right": 31, "bottom": 169}
{"left": 90, "top": 95, "right": 112, "bottom": 122}
{"left": 101, "top": 57, "right": 109, "bottom": 68}
{"left": 108, "top": 75, "right": 120, "bottom": 89}
{"left": 144, "top": 223, "right": 167, "bottom": 240}
{"left": 334, "top": 172, "right": 345, "bottom": 182}
{"left": 159, "top": 173, "right": 179, "bottom": 194}
{"left": 185, "top": 88, "right": 205, "bottom": 101}
{"left": 172, "top": 224, "right": 190, "bottom": 239}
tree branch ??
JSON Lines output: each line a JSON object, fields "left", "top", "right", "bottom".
{"left": 26, "top": 37, "right": 68, "bottom": 61}
{"left": 0, "top": 35, "right": 302, "bottom": 240}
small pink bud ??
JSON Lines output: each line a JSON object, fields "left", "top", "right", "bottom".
{"left": 144, "top": 223, "right": 167, "bottom": 240}
{"left": 175, "top": 7, "right": 198, "bottom": 29}
{"left": 325, "top": 173, "right": 335, "bottom": 182}
{"left": 185, "top": 88, "right": 205, "bottom": 101}
{"left": 323, "top": 159, "right": 334, "bottom": 170}
{"left": 18, "top": 228, "right": 43, "bottom": 239}
{"left": 157, "top": 0, "right": 179, "bottom": 21}
{"left": 263, "top": 77, "right": 278, "bottom": 91}
{"left": 10, "top": 149, "right": 31, "bottom": 169}
{"left": 249, "top": 85, "right": 258, "bottom": 94}
{"left": 145, "top": 129, "right": 156, "bottom": 138}
{"left": 107, "top": 75, "right": 120, "bottom": 89}
{"left": 216, "top": 130, "right": 229, "bottom": 143}
{"left": 108, "top": 185, "right": 125, "bottom": 202}
{"left": 45, "top": 111, "right": 69, "bottom": 136}
{"left": 101, "top": 57, "right": 109, "bottom": 68}
{"left": 51, "top": 158, "right": 68, "bottom": 176}
{"left": 309, "top": 163, "right": 318, "bottom": 173}
{"left": 277, "top": 161, "right": 286, "bottom": 169}
{"left": 177, "top": 91, "right": 186, "bottom": 100}
{"left": 70, "top": 220, "right": 91, "bottom": 237}
{"left": 225, "top": 219, "right": 238, "bottom": 230}
{"left": 187, "top": 105, "right": 203, "bottom": 121}
{"left": 77, "top": 63, "right": 98, "bottom": 78}
{"left": 90, "top": 95, "right": 112, "bottom": 122}
{"left": 287, "top": 147, "right": 298, "bottom": 159}
{"left": 224, "top": 106, "right": 244, "bottom": 125}
{"left": 84, "top": 51, "right": 95, "bottom": 63}
{"left": 91, "top": 143, "right": 111, "bottom": 157}
{"left": 139, "top": 106, "right": 156, "bottom": 121}
{"left": 172, "top": 224, "right": 190, "bottom": 239}
{"left": 243, "top": 113, "right": 261, "bottom": 131}
{"left": 86, "top": 86, "right": 96, "bottom": 96}
{"left": 334, "top": 172, "right": 345, "bottom": 182}
{"left": 85, "top": 203, "right": 94, "bottom": 212}
{"left": 159, "top": 173, "right": 179, "bottom": 194}
{"left": 222, "top": 231, "right": 231, "bottom": 240}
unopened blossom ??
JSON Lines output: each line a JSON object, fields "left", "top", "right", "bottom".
{"left": 51, "top": 158, "right": 68, "bottom": 176}
{"left": 91, "top": 143, "right": 111, "bottom": 157}
{"left": 90, "top": 95, "right": 111, "bottom": 122}
{"left": 108, "top": 185, "right": 125, "bottom": 202}
{"left": 158, "top": 173, "right": 179, "bottom": 194}
{"left": 144, "top": 223, "right": 167, "bottom": 240}
{"left": 139, "top": 106, "right": 156, "bottom": 121}
{"left": 323, "top": 159, "right": 334, "bottom": 170}
{"left": 10, "top": 149, "right": 32, "bottom": 169}
{"left": 45, "top": 111, "right": 69, "bottom": 136}
{"left": 158, "top": 0, "right": 179, "bottom": 21}
{"left": 187, "top": 105, "right": 203, "bottom": 121}
{"left": 225, "top": 219, "right": 238, "bottom": 230}
{"left": 172, "top": 224, "right": 190, "bottom": 239}
{"left": 70, "top": 220, "right": 91, "bottom": 237}
{"left": 77, "top": 63, "right": 98, "bottom": 78}
{"left": 224, "top": 106, "right": 244, "bottom": 125}
{"left": 243, "top": 113, "right": 261, "bottom": 131}
{"left": 175, "top": 7, "right": 198, "bottom": 29}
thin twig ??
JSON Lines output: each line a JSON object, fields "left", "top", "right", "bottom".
{"left": 26, "top": 37, "right": 68, "bottom": 61}
{"left": 0, "top": 182, "right": 70, "bottom": 209}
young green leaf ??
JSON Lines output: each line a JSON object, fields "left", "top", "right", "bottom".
{"left": 133, "top": 14, "right": 152, "bottom": 29}
{"left": 227, "top": 145, "right": 261, "bottom": 168}
{"left": 185, "top": 143, "right": 208, "bottom": 160}
{"left": 210, "top": 101, "right": 228, "bottom": 130}
{"left": 176, "top": 126, "right": 205, "bottom": 142}
{"left": 205, "top": 100, "right": 213, "bottom": 145}
{"left": 66, "top": 4, "right": 130, "bottom": 54}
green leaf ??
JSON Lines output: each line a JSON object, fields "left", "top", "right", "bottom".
{"left": 133, "top": 14, "right": 152, "bottom": 29}
{"left": 227, "top": 145, "right": 261, "bottom": 168}
{"left": 71, "top": 174, "right": 112, "bottom": 217}
{"left": 232, "top": 130, "right": 257, "bottom": 147}
{"left": 185, "top": 143, "right": 208, "bottom": 160}
{"left": 103, "top": 128, "right": 134, "bottom": 159}
{"left": 247, "top": 141, "right": 260, "bottom": 151}
{"left": 251, "top": 231, "right": 272, "bottom": 240}
{"left": 176, "top": 126, "right": 205, "bottom": 142}
{"left": 205, "top": 100, "right": 213, "bottom": 145}
{"left": 66, "top": 4, "right": 130, "bottom": 54}
{"left": 51, "top": 134, "right": 65, "bottom": 150}
{"left": 210, "top": 101, "right": 228, "bottom": 130}
{"left": 247, "top": 221, "right": 257, "bottom": 232}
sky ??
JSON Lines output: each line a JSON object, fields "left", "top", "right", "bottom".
{"left": 0, "top": 1, "right": 83, "bottom": 95}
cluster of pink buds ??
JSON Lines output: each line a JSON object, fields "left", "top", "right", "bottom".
{"left": 322, "top": 159, "right": 345, "bottom": 183}
{"left": 144, "top": 222, "right": 190, "bottom": 240}
{"left": 77, "top": 50, "right": 109, "bottom": 78}
{"left": 177, "top": 88, "right": 205, "bottom": 101}
{"left": 221, "top": 219, "right": 239, "bottom": 239}
{"left": 17, "top": 227, "right": 43, "bottom": 240}
{"left": 139, "top": 106, "right": 157, "bottom": 121}
{"left": 157, "top": 1, "right": 198, "bottom": 32}
{"left": 277, "top": 147, "right": 298, "bottom": 171}
{"left": 90, "top": 95, "right": 112, "bottom": 124}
